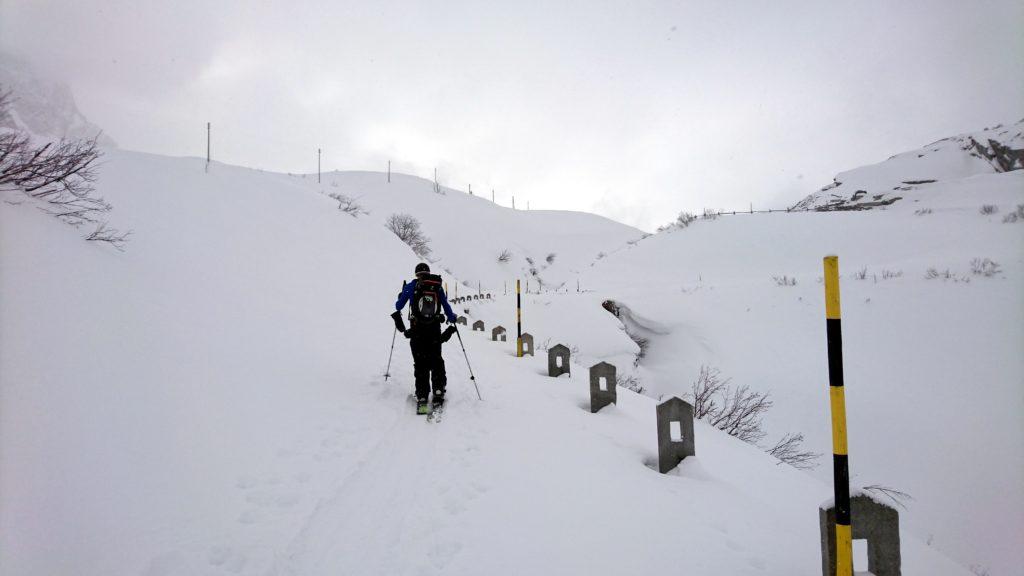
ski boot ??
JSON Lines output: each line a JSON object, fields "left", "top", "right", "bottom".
{"left": 416, "top": 397, "right": 430, "bottom": 415}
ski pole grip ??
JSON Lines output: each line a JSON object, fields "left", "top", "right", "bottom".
{"left": 390, "top": 310, "right": 406, "bottom": 332}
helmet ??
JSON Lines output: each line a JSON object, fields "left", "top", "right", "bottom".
{"left": 414, "top": 262, "right": 430, "bottom": 276}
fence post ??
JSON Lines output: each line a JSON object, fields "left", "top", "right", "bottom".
{"left": 516, "top": 279, "right": 523, "bottom": 357}
{"left": 824, "top": 255, "right": 852, "bottom": 576}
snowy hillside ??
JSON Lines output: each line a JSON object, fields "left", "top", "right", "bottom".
{"left": 296, "top": 169, "right": 643, "bottom": 293}
{"left": 0, "top": 148, "right": 980, "bottom": 575}
{"left": 0, "top": 53, "right": 114, "bottom": 146}
{"left": 793, "top": 120, "right": 1023, "bottom": 211}
{"left": 568, "top": 170, "right": 1024, "bottom": 574}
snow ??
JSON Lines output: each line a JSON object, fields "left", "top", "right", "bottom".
{"left": 2, "top": 130, "right": 1017, "bottom": 574}
{"left": 570, "top": 169, "right": 1024, "bottom": 574}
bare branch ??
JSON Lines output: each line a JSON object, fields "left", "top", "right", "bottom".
{"left": 85, "top": 222, "right": 132, "bottom": 251}
{"left": 767, "top": 432, "right": 821, "bottom": 470}
{"left": 862, "top": 484, "right": 913, "bottom": 510}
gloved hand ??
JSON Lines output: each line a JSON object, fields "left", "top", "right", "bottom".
{"left": 441, "top": 325, "right": 457, "bottom": 343}
{"left": 446, "top": 314, "right": 457, "bottom": 325}
{"left": 391, "top": 310, "right": 407, "bottom": 333}
{"left": 404, "top": 329, "right": 413, "bottom": 339}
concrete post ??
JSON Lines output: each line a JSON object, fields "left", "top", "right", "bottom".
{"left": 589, "top": 362, "right": 617, "bottom": 413}
{"left": 656, "top": 397, "right": 695, "bottom": 473}
{"left": 548, "top": 344, "right": 570, "bottom": 377}
{"left": 521, "top": 333, "right": 534, "bottom": 356}
{"left": 456, "top": 316, "right": 467, "bottom": 325}
{"left": 472, "top": 320, "right": 485, "bottom": 332}
{"left": 820, "top": 494, "right": 901, "bottom": 576}
{"left": 491, "top": 326, "right": 507, "bottom": 342}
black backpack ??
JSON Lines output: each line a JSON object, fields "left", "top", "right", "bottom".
{"left": 411, "top": 274, "right": 444, "bottom": 324}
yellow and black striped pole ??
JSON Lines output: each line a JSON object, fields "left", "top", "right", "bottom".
{"left": 824, "top": 255, "right": 852, "bottom": 576}
{"left": 516, "top": 279, "right": 523, "bottom": 357}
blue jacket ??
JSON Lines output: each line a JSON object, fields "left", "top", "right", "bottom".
{"left": 396, "top": 279, "right": 457, "bottom": 323}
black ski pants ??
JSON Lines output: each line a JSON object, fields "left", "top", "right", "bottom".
{"left": 409, "top": 323, "right": 446, "bottom": 400}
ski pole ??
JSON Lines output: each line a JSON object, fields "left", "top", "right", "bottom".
{"left": 385, "top": 281, "right": 407, "bottom": 382}
{"left": 384, "top": 326, "right": 397, "bottom": 381}
{"left": 454, "top": 326, "right": 483, "bottom": 401}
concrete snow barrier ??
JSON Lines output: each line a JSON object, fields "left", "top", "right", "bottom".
{"left": 520, "top": 333, "right": 534, "bottom": 356}
{"left": 492, "top": 325, "right": 507, "bottom": 342}
{"left": 589, "top": 362, "right": 617, "bottom": 413}
{"left": 472, "top": 320, "right": 485, "bottom": 332}
{"left": 656, "top": 397, "right": 695, "bottom": 473}
{"left": 456, "top": 316, "right": 467, "bottom": 325}
{"left": 820, "top": 494, "right": 901, "bottom": 576}
{"left": 548, "top": 344, "right": 570, "bottom": 377}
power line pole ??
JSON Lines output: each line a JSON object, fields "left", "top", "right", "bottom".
{"left": 317, "top": 148, "right": 321, "bottom": 184}
{"left": 491, "top": 189, "right": 495, "bottom": 203}
{"left": 387, "top": 160, "right": 391, "bottom": 183}
{"left": 512, "top": 196, "right": 516, "bottom": 209}
{"left": 468, "top": 183, "right": 473, "bottom": 195}
{"left": 205, "top": 122, "right": 210, "bottom": 173}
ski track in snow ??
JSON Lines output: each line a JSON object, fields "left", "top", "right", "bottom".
{"left": 276, "top": 366, "right": 483, "bottom": 575}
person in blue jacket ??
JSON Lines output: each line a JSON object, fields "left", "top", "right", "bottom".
{"left": 392, "top": 262, "right": 458, "bottom": 413}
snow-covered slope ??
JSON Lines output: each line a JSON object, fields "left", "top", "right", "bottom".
{"left": 793, "top": 120, "right": 1023, "bottom": 211}
{"left": 0, "top": 149, "right": 975, "bottom": 575}
{"left": 275, "top": 169, "right": 643, "bottom": 292}
{"left": 568, "top": 171, "right": 1024, "bottom": 574}
{"left": 0, "top": 53, "right": 115, "bottom": 146}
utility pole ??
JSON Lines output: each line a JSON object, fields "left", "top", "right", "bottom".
{"left": 317, "top": 148, "right": 321, "bottom": 184}
{"left": 492, "top": 189, "right": 495, "bottom": 203}
{"left": 512, "top": 196, "right": 516, "bottom": 209}
{"left": 205, "top": 122, "right": 210, "bottom": 173}
{"left": 469, "top": 183, "right": 473, "bottom": 195}
{"left": 388, "top": 160, "right": 391, "bottom": 183}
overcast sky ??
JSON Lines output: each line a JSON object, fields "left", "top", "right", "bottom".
{"left": 2, "top": 0, "right": 1021, "bottom": 230}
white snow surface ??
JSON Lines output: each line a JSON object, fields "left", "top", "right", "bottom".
{"left": 0, "top": 147, "right": 992, "bottom": 575}
{"left": 573, "top": 171, "right": 1024, "bottom": 575}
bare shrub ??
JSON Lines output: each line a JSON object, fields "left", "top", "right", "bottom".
{"left": 1, "top": 130, "right": 106, "bottom": 224}
{"left": 546, "top": 252, "right": 556, "bottom": 264}
{"left": 497, "top": 249, "right": 512, "bottom": 262}
{"left": 1002, "top": 204, "right": 1024, "bottom": 223}
{"left": 969, "top": 257, "right": 1001, "bottom": 277}
{"left": 328, "top": 192, "right": 366, "bottom": 217}
{"left": 979, "top": 204, "right": 998, "bottom": 215}
{"left": 924, "top": 268, "right": 971, "bottom": 283}
{"left": 616, "top": 373, "right": 645, "bottom": 394}
{"left": 0, "top": 85, "right": 130, "bottom": 247}
{"left": 767, "top": 432, "right": 821, "bottom": 470}
{"left": 853, "top": 267, "right": 868, "bottom": 280}
{"left": 862, "top": 484, "right": 913, "bottom": 510}
{"left": 701, "top": 207, "right": 720, "bottom": 220}
{"left": 85, "top": 222, "right": 131, "bottom": 251}
{"left": 881, "top": 269, "right": 903, "bottom": 280}
{"left": 676, "top": 211, "right": 697, "bottom": 228}
{"left": 772, "top": 275, "right": 797, "bottom": 287}
{"left": 385, "top": 213, "right": 431, "bottom": 258}
{"left": 596, "top": 251, "right": 607, "bottom": 260}
{"left": 914, "top": 208, "right": 933, "bottom": 216}
{"left": 688, "top": 365, "right": 773, "bottom": 444}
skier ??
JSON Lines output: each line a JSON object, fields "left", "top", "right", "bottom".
{"left": 391, "top": 263, "right": 458, "bottom": 414}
